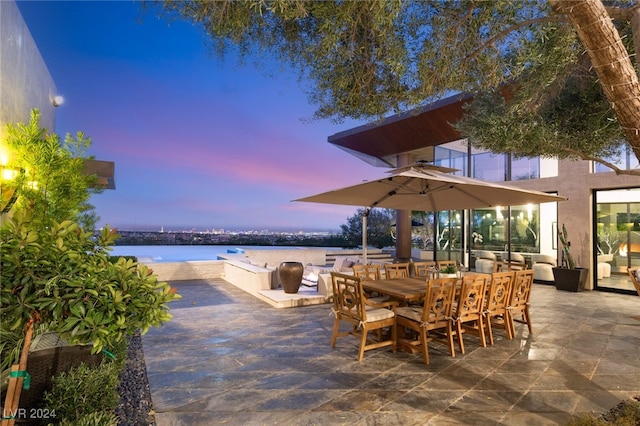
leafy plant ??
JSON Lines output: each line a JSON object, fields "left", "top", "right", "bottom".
{"left": 56, "top": 412, "right": 119, "bottom": 426}
{"left": 558, "top": 223, "right": 576, "bottom": 269}
{"left": 3, "top": 109, "right": 101, "bottom": 229}
{"left": 440, "top": 265, "right": 457, "bottom": 274}
{"left": 0, "top": 322, "right": 48, "bottom": 372}
{"left": 0, "top": 210, "right": 181, "bottom": 360}
{"left": 43, "top": 361, "right": 120, "bottom": 424}
{"left": 567, "top": 396, "right": 640, "bottom": 425}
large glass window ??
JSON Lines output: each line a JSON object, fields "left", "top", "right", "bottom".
{"left": 434, "top": 141, "right": 541, "bottom": 182}
{"left": 471, "top": 204, "right": 540, "bottom": 253}
{"left": 433, "top": 145, "right": 467, "bottom": 176}
{"left": 511, "top": 156, "right": 539, "bottom": 180}
{"left": 473, "top": 152, "right": 506, "bottom": 182}
{"left": 472, "top": 152, "right": 540, "bottom": 182}
{"left": 594, "top": 143, "right": 639, "bottom": 173}
{"left": 435, "top": 210, "right": 463, "bottom": 262}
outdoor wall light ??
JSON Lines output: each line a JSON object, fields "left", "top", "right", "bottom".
{"left": 51, "top": 95, "right": 64, "bottom": 107}
{"left": 0, "top": 165, "right": 21, "bottom": 213}
{"left": 0, "top": 150, "right": 22, "bottom": 214}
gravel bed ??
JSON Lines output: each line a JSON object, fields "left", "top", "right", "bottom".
{"left": 115, "top": 332, "right": 156, "bottom": 426}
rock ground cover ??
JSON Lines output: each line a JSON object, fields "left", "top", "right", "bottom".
{"left": 116, "top": 332, "right": 156, "bottom": 426}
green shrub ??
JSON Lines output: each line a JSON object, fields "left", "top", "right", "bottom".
{"left": 55, "top": 411, "right": 118, "bottom": 426}
{"left": 1, "top": 211, "right": 180, "bottom": 359}
{"left": 568, "top": 397, "right": 640, "bottom": 425}
{"left": 41, "top": 339, "right": 126, "bottom": 424}
{"left": 43, "top": 361, "right": 120, "bottom": 424}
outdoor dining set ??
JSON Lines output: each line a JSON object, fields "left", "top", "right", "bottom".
{"left": 329, "top": 261, "right": 534, "bottom": 363}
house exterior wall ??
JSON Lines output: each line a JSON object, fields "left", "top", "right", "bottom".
{"left": 0, "top": 0, "right": 57, "bottom": 138}
{"left": 500, "top": 159, "right": 640, "bottom": 290}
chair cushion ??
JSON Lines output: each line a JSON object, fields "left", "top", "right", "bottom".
{"left": 476, "top": 250, "right": 496, "bottom": 260}
{"left": 476, "top": 258, "right": 495, "bottom": 273}
{"left": 365, "top": 308, "right": 395, "bottom": 322}
{"left": 532, "top": 263, "right": 555, "bottom": 281}
{"left": 395, "top": 306, "right": 423, "bottom": 322}
{"left": 532, "top": 254, "right": 556, "bottom": 266}
{"left": 500, "top": 252, "right": 525, "bottom": 263}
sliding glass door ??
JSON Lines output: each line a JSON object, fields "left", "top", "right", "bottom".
{"left": 595, "top": 188, "right": 640, "bottom": 293}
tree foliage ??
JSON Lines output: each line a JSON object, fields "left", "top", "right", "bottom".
{"left": 3, "top": 109, "right": 101, "bottom": 228}
{"left": 455, "top": 9, "right": 637, "bottom": 172}
{"left": 341, "top": 208, "right": 394, "bottom": 249}
{"left": 156, "top": 0, "right": 640, "bottom": 173}
{"left": 158, "top": 0, "right": 567, "bottom": 121}
{"left": 455, "top": 52, "right": 627, "bottom": 162}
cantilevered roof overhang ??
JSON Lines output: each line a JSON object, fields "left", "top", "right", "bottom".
{"left": 328, "top": 93, "right": 473, "bottom": 167}
{"left": 85, "top": 159, "right": 116, "bottom": 190}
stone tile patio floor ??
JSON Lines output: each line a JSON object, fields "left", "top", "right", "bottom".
{"left": 142, "top": 279, "right": 640, "bottom": 426}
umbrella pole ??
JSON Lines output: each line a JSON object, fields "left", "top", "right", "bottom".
{"left": 362, "top": 210, "right": 368, "bottom": 263}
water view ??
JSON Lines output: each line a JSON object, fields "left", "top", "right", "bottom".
{"left": 108, "top": 245, "right": 327, "bottom": 263}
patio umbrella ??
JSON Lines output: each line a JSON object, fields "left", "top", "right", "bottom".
{"left": 294, "top": 164, "right": 566, "bottom": 261}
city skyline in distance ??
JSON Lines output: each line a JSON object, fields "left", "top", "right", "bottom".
{"left": 104, "top": 222, "right": 346, "bottom": 234}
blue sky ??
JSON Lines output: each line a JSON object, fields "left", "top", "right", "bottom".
{"left": 16, "top": 1, "right": 383, "bottom": 232}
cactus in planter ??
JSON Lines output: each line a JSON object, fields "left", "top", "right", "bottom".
{"left": 554, "top": 223, "right": 588, "bottom": 292}
{"left": 558, "top": 223, "right": 576, "bottom": 269}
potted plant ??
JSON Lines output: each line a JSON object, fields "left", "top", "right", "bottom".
{"left": 439, "top": 264, "right": 458, "bottom": 278}
{"left": 552, "top": 223, "right": 588, "bottom": 292}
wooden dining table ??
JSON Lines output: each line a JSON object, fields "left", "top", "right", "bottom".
{"left": 362, "top": 277, "right": 429, "bottom": 303}
{"left": 362, "top": 272, "right": 488, "bottom": 304}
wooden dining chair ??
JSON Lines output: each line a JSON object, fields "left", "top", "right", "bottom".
{"left": 385, "top": 262, "right": 411, "bottom": 279}
{"left": 627, "top": 267, "right": 640, "bottom": 296}
{"left": 451, "top": 274, "right": 490, "bottom": 354}
{"left": 396, "top": 277, "right": 457, "bottom": 364}
{"left": 352, "top": 264, "right": 381, "bottom": 281}
{"left": 413, "top": 261, "right": 437, "bottom": 278}
{"left": 484, "top": 271, "right": 515, "bottom": 345}
{"left": 506, "top": 269, "right": 535, "bottom": 337}
{"left": 330, "top": 272, "right": 398, "bottom": 361}
{"left": 353, "top": 264, "right": 388, "bottom": 303}
{"left": 494, "top": 260, "right": 526, "bottom": 272}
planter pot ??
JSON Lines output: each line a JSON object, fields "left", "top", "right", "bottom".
{"left": 279, "top": 262, "right": 304, "bottom": 294}
{"left": 6, "top": 341, "right": 103, "bottom": 412}
{"left": 552, "top": 267, "right": 588, "bottom": 292}
{"left": 439, "top": 273, "right": 458, "bottom": 279}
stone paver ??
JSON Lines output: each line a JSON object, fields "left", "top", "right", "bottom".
{"left": 143, "top": 279, "right": 640, "bottom": 425}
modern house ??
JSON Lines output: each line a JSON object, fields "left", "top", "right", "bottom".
{"left": 329, "top": 94, "right": 640, "bottom": 294}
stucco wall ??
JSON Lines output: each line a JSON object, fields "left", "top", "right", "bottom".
{"left": 147, "top": 260, "right": 225, "bottom": 282}
{"left": 0, "top": 0, "right": 57, "bottom": 138}
{"left": 505, "top": 159, "right": 640, "bottom": 290}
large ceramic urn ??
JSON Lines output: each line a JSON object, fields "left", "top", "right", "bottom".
{"left": 279, "top": 261, "right": 304, "bottom": 294}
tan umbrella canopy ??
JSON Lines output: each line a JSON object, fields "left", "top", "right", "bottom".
{"left": 294, "top": 164, "right": 566, "bottom": 261}
{"left": 295, "top": 164, "right": 565, "bottom": 211}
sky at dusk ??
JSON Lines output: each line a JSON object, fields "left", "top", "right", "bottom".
{"left": 16, "top": 1, "right": 384, "bottom": 232}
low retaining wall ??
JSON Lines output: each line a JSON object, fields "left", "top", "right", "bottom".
{"left": 146, "top": 259, "right": 277, "bottom": 297}
{"left": 146, "top": 260, "right": 225, "bottom": 281}
{"left": 243, "top": 248, "right": 327, "bottom": 267}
